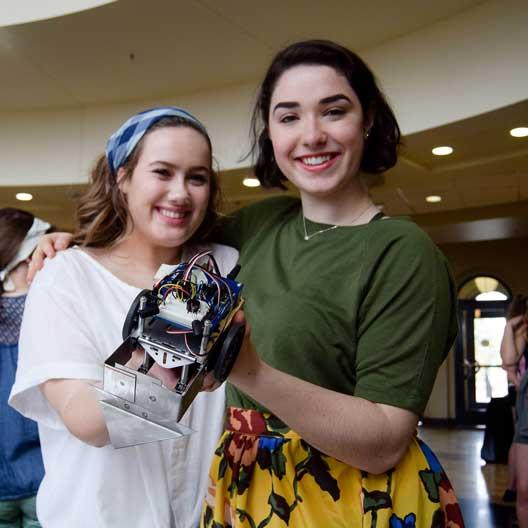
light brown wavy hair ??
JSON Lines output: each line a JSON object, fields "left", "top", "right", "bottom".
{"left": 73, "top": 116, "right": 221, "bottom": 248}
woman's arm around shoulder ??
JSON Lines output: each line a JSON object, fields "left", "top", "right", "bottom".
{"left": 211, "top": 196, "right": 300, "bottom": 249}
{"left": 27, "top": 231, "right": 73, "bottom": 282}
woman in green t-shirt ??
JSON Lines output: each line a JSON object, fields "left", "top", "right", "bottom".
{"left": 202, "top": 40, "right": 464, "bottom": 528}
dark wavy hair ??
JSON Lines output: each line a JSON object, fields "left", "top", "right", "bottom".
{"left": 73, "top": 116, "right": 221, "bottom": 247}
{"left": 250, "top": 39, "right": 401, "bottom": 188}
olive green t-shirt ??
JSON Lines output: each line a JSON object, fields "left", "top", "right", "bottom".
{"left": 217, "top": 196, "right": 457, "bottom": 415}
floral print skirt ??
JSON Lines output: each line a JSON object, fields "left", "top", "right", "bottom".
{"left": 201, "top": 407, "right": 464, "bottom": 528}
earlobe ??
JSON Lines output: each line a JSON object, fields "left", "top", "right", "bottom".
{"left": 363, "top": 108, "right": 375, "bottom": 139}
{"left": 116, "top": 167, "right": 128, "bottom": 194}
{"left": 363, "top": 121, "right": 373, "bottom": 140}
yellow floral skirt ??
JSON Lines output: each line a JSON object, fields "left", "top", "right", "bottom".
{"left": 201, "top": 407, "right": 464, "bottom": 528}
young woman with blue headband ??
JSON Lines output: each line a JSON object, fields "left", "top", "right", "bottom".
{"left": 10, "top": 107, "right": 237, "bottom": 527}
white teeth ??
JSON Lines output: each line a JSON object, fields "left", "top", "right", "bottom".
{"left": 159, "top": 208, "right": 187, "bottom": 219}
{"left": 301, "top": 155, "right": 333, "bottom": 166}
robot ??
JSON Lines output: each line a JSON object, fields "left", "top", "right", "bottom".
{"left": 94, "top": 250, "right": 244, "bottom": 448}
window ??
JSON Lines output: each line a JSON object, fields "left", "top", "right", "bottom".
{"left": 458, "top": 275, "right": 510, "bottom": 301}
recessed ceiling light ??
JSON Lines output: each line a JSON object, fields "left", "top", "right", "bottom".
{"left": 432, "top": 146, "right": 453, "bottom": 156}
{"left": 16, "top": 192, "right": 33, "bottom": 201}
{"left": 510, "top": 127, "right": 528, "bottom": 138}
{"left": 242, "top": 177, "right": 260, "bottom": 188}
{"left": 426, "top": 195, "right": 442, "bottom": 203}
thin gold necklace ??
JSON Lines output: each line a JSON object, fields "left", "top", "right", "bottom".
{"left": 302, "top": 203, "right": 375, "bottom": 241}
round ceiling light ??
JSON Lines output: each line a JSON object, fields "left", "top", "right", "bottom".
{"left": 16, "top": 192, "right": 33, "bottom": 201}
{"left": 242, "top": 177, "right": 260, "bottom": 188}
{"left": 432, "top": 146, "right": 453, "bottom": 156}
{"left": 426, "top": 195, "right": 442, "bottom": 203}
{"left": 510, "top": 127, "right": 528, "bottom": 138}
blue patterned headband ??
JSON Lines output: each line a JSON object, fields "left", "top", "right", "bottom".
{"left": 105, "top": 106, "right": 209, "bottom": 175}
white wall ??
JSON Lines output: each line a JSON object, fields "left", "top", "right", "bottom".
{"left": 424, "top": 351, "right": 455, "bottom": 419}
{"left": 364, "top": 0, "right": 528, "bottom": 134}
{"left": 0, "top": 85, "right": 256, "bottom": 186}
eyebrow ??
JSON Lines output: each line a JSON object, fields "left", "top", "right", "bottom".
{"left": 272, "top": 93, "right": 352, "bottom": 114}
{"left": 320, "top": 94, "right": 352, "bottom": 105}
{"left": 149, "top": 160, "right": 210, "bottom": 173}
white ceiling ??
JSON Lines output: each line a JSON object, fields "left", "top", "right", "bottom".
{"left": 0, "top": 0, "right": 484, "bottom": 110}
{"left": 371, "top": 100, "right": 528, "bottom": 215}
{"left": 0, "top": 0, "right": 116, "bottom": 27}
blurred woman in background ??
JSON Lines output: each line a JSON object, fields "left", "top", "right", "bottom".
{"left": 0, "top": 208, "right": 48, "bottom": 528}
{"left": 501, "top": 293, "right": 528, "bottom": 527}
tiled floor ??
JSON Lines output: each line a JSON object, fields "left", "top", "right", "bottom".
{"left": 419, "top": 426, "right": 517, "bottom": 527}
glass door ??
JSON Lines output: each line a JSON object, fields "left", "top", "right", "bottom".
{"left": 456, "top": 300, "right": 509, "bottom": 424}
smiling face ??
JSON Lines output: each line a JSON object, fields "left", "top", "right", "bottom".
{"left": 118, "top": 125, "right": 212, "bottom": 251}
{"left": 268, "top": 65, "right": 367, "bottom": 200}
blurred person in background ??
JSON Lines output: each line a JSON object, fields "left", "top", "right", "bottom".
{"left": 501, "top": 293, "right": 528, "bottom": 526}
{"left": 0, "top": 208, "right": 49, "bottom": 528}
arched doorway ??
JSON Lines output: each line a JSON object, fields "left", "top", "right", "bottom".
{"left": 455, "top": 275, "right": 511, "bottom": 425}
